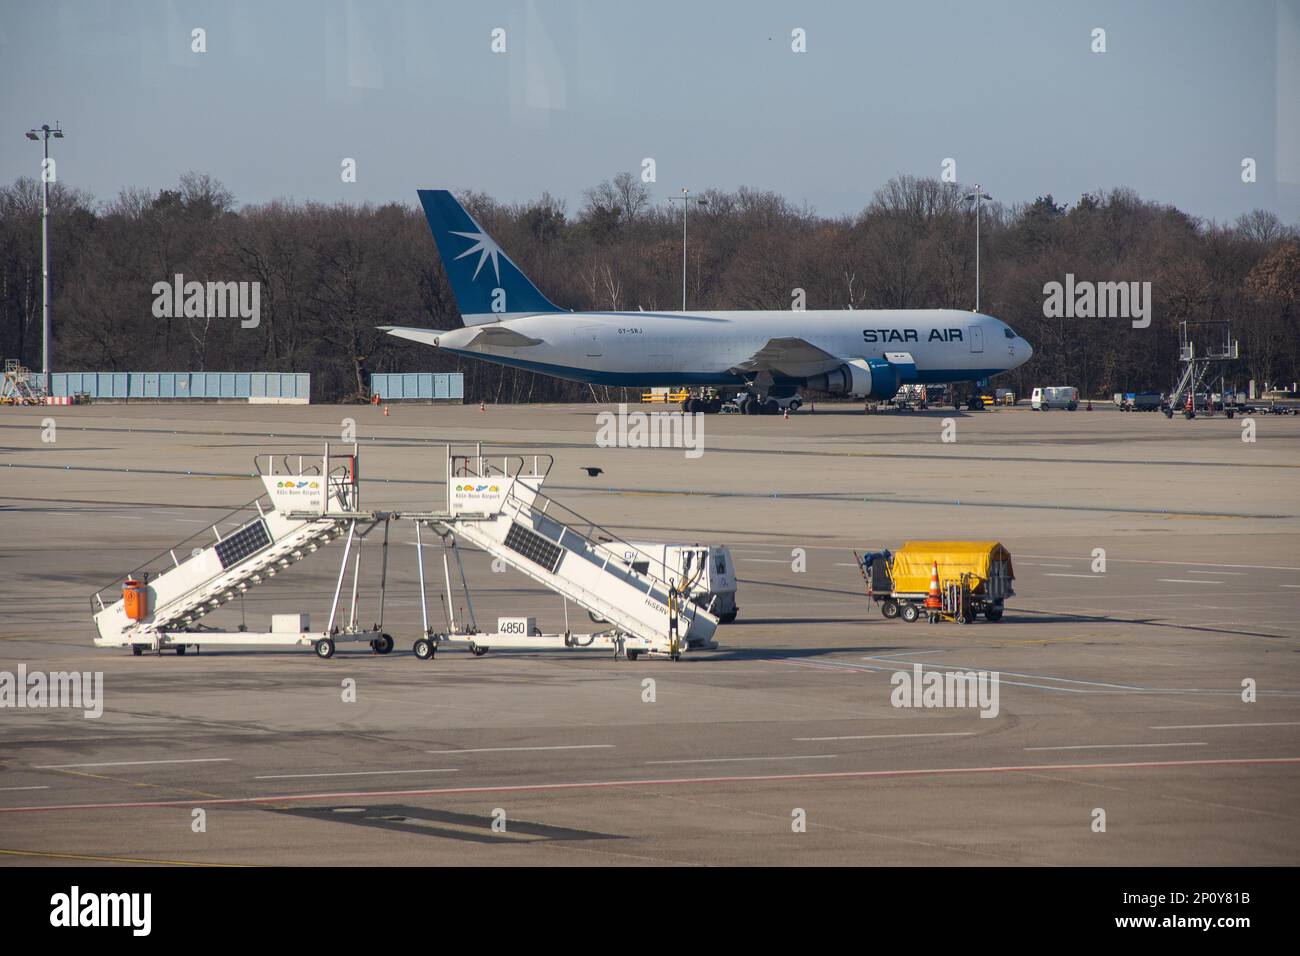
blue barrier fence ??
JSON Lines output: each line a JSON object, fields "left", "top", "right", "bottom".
{"left": 370, "top": 372, "right": 464, "bottom": 401}
{"left": 48, "top": 371, "right": 311, "bottom": 400}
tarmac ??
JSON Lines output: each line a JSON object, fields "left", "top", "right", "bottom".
{"left": 0, "top": 400, "right": 1296, "bottom": 865}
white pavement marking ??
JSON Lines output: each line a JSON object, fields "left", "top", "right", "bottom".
{"left": 33, "top": 757, "right": 233, "bottom": 769}
{"left": 6, "top": 757, "right": 1300, "bottom": 814}
{"left": 1044, "top": 573, "right": 1103, "bottom": 578}
{"left": 861, "top": 656, "right": 1144, "bottom": 691}
{"left": 425, "top": 744, "right": 614, "bottom": 755}
{"left": 1151, "top": 722, "right": 1300, "bottom": 730}
{"left": 1189, "top": 570, "right": 1245, "bottom": 575}
{"left": 1160, "top": 578, "right": 1223, "bottom": 584}
{"left": 1018, "top": 553, "right": 1300, "bottom": 572}
{"left": 254, "top": 769, "right": 461, "bottom": 780}
{"left": 646, "top": 755, "right": 839, "bottom": 765}
{"left": 1281, "top": 585, "right": 1300, "bottom": 589}
{"left": 793, "top": 732, "right": 976, "bottom": 741}
{"left": 1024, "top": 742, "right": 1207, "bottom": 751}
{"left": 0, "top": 786, "right": 50, "bottom": 792}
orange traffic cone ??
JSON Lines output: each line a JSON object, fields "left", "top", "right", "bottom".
{"left": 924, "top": 561, "right": 942, "bottom": 610}
{"left": 783, "top": 406, "right": 789, "bottom": 420}
{"left": 383, "top": 405, "right": 390, "bottom": 417}
{"left": 479, "top": 400, "right": 485, "bottom": 412}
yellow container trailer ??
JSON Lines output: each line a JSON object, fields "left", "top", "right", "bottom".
{"left": 858, "top": 541, "right": 1015, "bottom": 624}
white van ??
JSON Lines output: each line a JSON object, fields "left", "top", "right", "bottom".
{"left": 595, "top": 542, "right": 739, "bottom": 624}
{"left": 1031, "top": 386, "right": 1078, "bottom": 410}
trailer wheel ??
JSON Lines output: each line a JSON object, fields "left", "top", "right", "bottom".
{"left": 176, "top": 645, "right": 187, "bottom": 655}
{"left": 718, "top": 611, "right": 737, "bottom": 623}
{"left": 413, "top": 638, "right": 435, "bottom": 661}
{"left": 374, "top": 633, "right": 394, "bottom": 654}
{"left": 881, "top": 599, "right": 900, "bottom": 619}
{"left": 131, "top": 645, "right": 143, "bottom": 657}
{"left": 626, "top": 649, "right": 640, "bottom": 661}
{"left": 469, "top": 644, "right": 489, "bottom": 657}
{"left": 984, "top": 607, "right": 1004, "bottom": 622}
{"left": 900, "top": 603, "right": 920, "bottom": 623}
{"left": 314, "top": 638, "right": 336, "bottom": 659}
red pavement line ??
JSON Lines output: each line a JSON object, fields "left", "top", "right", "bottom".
{"left": 2, "top": 756, "right": 1297, "bottom": 814}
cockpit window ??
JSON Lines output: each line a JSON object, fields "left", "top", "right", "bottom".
{"left": 1003, "top": 327, "right": 1016, "bottom": 339}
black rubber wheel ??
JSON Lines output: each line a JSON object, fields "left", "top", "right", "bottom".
{"left": 626, "top": 649, "right": 640, "bottom": 661}
{"left": 413, "top": 638, "right": 434, "bottom": 661}
{"left": 470, "top": 644, "right": 489, "bottom": 657}
{"left": 376, "top": 633, "right": 394, "bottom": 654}
{"left": 314, "top": 638, "right": 335, "bottom": 659}
{"left": 131, "top": 645, "right": 143, "bottom": 656}
{"left": 763, "top": 399, "right": 779, "bottom": 415}
{"left": 900, "top": 603, "right": 920, "bottom": 623}
{"left": 881, "top": 599, "right": 900, "bottom": 620}
{"left": 788, "top": 400, "right": 801, "bottom": 412}
{"left": 176, "top": 645, "right": 187, "bottom": 655}
{"left": 718, "top": 611, "right": 737, "bottom": 624}
{"left": 984, "top": 607, "right": 1004, "bottom": 622}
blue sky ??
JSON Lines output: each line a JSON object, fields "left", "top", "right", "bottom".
{"left": 2, "top": 0, "right": 1296, "bottom": 224}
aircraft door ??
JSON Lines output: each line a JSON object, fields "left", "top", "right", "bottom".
{"left": 572, "top": 324, "right": 602, "bottom": 358}
{"left": 969, "top": 325, "right": 984, "bottom": 353}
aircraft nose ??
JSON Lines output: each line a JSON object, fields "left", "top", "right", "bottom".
{"left": 1020, "top": 338, "right": 1034, "bottom": 362}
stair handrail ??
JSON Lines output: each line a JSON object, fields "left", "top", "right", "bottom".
{"left": 87, "top": 488, "right": 278, "bottom": 615}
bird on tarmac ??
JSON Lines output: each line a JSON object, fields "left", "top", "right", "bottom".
{"left": 580, "top": 466, "right": 604, "bottom": 477}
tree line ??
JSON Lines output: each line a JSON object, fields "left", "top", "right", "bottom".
{"left": 1, "top": 170, "right": 1296, "bottom": 403}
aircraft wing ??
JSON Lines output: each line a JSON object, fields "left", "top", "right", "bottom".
{"left": 463, "top": 326, "right": 544, "bottom": 348}
{"left": 730, "top": 336, "right": 844, "bottom": 379}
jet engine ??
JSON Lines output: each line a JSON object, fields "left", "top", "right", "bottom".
{"left": 806, "top": 358, "right": 900, "bottom": 399}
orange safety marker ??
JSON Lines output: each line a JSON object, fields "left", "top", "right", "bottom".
{"left": 924, "top": 561, "right": 942, "bottom": 610}
{"left": 479, "top": 401, "right": 485, "bottom": 412}
{"left": 783, "top": 406, "right": 789, "bottom": 420}
{"left": 383, "top": 405, "right": 390, "bottom": 416}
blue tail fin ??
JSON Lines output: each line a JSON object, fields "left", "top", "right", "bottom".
{"left": 417, "top": 189, "right": 563, "bottom": 325}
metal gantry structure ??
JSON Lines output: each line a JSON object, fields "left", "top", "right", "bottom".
{"left": 1166, "top": 320, "right": 1241, "bottom": 418}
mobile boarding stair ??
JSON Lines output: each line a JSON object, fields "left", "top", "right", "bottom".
{"left": 404, "top": 446, "right": 719, "bottom": 661}
{"left": 91, "top": 445, "right": 396, "bottom": 659}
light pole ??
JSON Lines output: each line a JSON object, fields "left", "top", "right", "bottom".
{"left": 963, "top": 185, "right": 992, "bottom": 312}
{"left": 25, "top": 123, "right": 64, "bottom": 398}
{"left": 673, "top": 188, "right": 708, "bottom": 310}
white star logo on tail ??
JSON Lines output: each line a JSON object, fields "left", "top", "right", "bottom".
{"left": 451, "top": 226, "right": 503, "bottom": 283}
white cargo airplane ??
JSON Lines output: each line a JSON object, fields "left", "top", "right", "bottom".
{"left": 382, "top": 190, "right": 1033, "bottom": 412}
